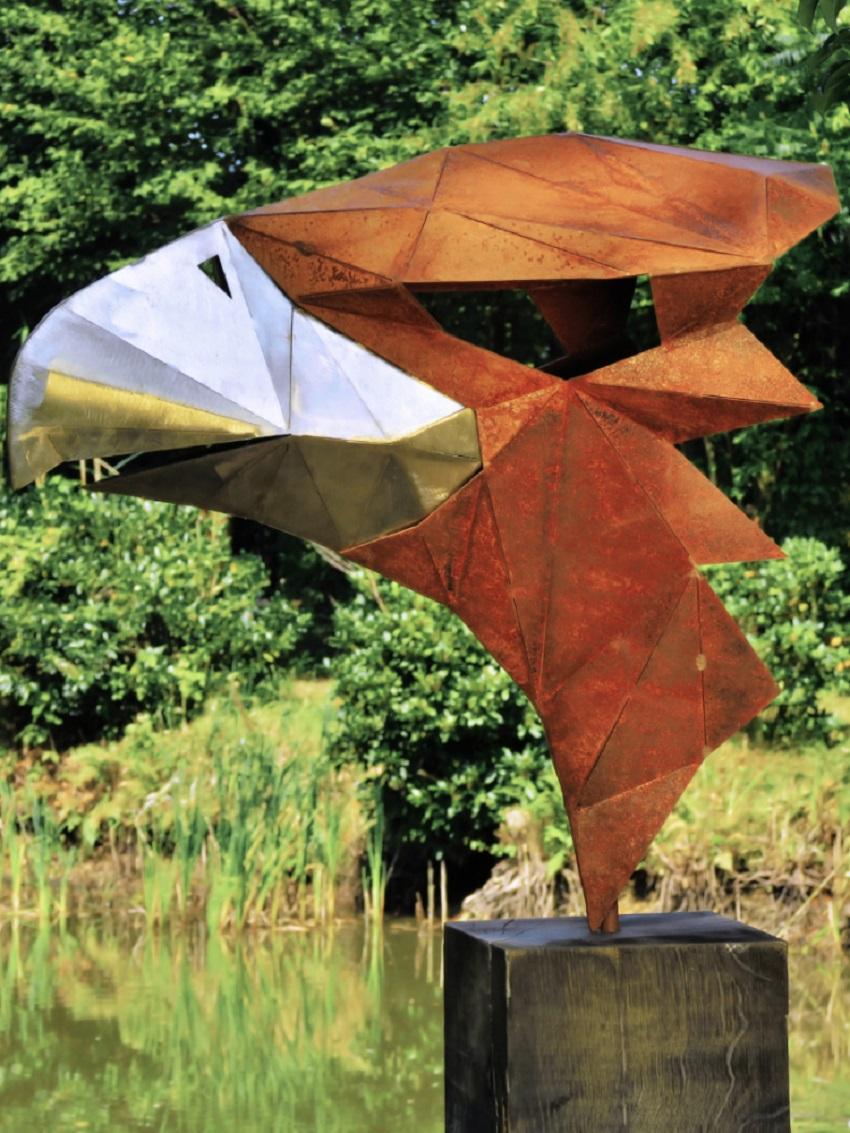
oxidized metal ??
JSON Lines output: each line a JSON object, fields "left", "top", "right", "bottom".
{"left": 6, "top": 133, "right": 839, "bottom": 931}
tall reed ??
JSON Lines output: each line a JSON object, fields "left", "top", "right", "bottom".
{"left": 0, "top": 783, "right": 74, "bottom": 925}
{"left": 131, "top": 709, "right": 362, "bottom": 930}
{"left": 362, "top": 793, "right": 387, "bottom": 926}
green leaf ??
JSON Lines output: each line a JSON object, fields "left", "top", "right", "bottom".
{"left": 799, "top": 0, "right": 820, "bottom": 28}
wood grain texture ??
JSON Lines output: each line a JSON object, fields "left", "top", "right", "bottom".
{"left": 444, "top": 913, "right": 790, "bottom": 1133}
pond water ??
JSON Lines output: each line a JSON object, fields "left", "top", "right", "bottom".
{"left": 0, "top": 919, "right": 846, "bottom": 1132}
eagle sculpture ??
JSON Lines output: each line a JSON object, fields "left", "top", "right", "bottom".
{"left": 7, "top": 134, "right": 839, "bottom": 932}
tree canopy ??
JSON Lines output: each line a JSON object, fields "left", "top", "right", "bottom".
{"left": 1, "top": 0, "right": 847, "bottom": 548}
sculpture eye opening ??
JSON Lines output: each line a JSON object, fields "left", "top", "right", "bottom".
{"left": 197, "top": 254, "right": 231, "bottom": 297}
{"left": 413, "top": 276, "right": 661, "bottom": 380}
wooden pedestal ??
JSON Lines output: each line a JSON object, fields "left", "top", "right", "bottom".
{"left": 444, "top": 912, "right": 789, "bottom": 1133}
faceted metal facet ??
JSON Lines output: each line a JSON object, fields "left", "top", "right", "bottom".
{"left": 6, "top": 132, "right": 839, "bottom": 930}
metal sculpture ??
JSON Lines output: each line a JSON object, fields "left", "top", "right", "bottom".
{"left": 7, "top": 134, "right": 838, "bottom": 931}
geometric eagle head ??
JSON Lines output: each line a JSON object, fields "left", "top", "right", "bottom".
{"left": 8, "top": 220, "right": 479, "bottom": 550}
{"left": 6, "top": 133, "right": 840, "bottom": 931}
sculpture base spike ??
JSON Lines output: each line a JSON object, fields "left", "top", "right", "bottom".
{"left": 598, "top": 900, "right": 620, "bottom": 935}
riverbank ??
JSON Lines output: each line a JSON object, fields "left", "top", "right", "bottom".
{"left": 0, "top": 681, "right": 848, "bottom": 949}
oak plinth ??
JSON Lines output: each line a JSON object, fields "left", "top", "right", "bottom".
{"left": 444, "top": 912, "right": 789, "bottom": 1133}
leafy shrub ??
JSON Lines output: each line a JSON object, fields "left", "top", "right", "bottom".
{"left": 0, "top": 471, "right": 310, "bottom": 748}
{"left": 706, "top": 537, "right": 850, "bottom": 745}
{"left": 230, "top": 520, "right": 354, "bottom": 675}
{"left": 327, "top": 574, "right": 548, "bottom": 868}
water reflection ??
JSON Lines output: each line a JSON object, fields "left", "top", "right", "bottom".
{"left": 0, "top": 921, "right": 845, "bottom": 1132}
{"left": 789, "top": 949, "right": 850, "bottom": 1133}
{"left": 0, "top": 922, "right": 443, "bottom": 1133}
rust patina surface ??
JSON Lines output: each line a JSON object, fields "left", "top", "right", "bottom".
{"left": 8, "top": 133, "right": 839, "bottom": 930}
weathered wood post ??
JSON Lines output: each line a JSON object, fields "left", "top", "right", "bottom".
{"left": 445, "top": 912, "right": 789, "bottom": 1132}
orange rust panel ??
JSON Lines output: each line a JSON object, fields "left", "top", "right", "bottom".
{"left": 420, "top": 476, "right": 483, "bottom": 597}
{"left": 651, "top": 264, "right": 771, "bottom": 341}
{"left": 300, "top": 286, "right": 438, "bottom": 329}
{"left": 344, "top": 526, "right": 449, "bottom": 606}
{"left": 402, "top": 209, "right": 617, "bottom": 284}
{"left": 766, "top": 166, "right": 840, "bottom": 256}
{"left": 236, "top": 208, "right": 427, "bottom": 283}
{"left": 455, "top": 211, "right": 760, "bottom": 277}
{"left": 484, "top": 395, "right": 571, "bottom": 683}
{"left": 571, "top": 135, "right": 769, "bottom": 259}
{"left": 580, "top": 393, "right": 783, "bottom": 564}
{"left": 577, "top": 322, "right": 821, "bottom": 439}
{"left": 570, "top": 764, "right": 701, "bottom": 931}
{"left": 239, "top": 150, "right": 448, "bottom": 217}
{"left": 229, "top": 222, "right": 389, "bottom": 297}
{"left": 450, "top": 483, "right": 532, "bottom": 691}
{"left": 529, "top": 278, "right": 635, "bottom": 356}
{"left": 538, "top": 398, "right": 693, "bottom": 702}
{"left": 441, "top": 142, "right": 769, "bottom": 261}
{"left": 572, "top": 385, "right": 813, "bottom": 444}
{"left": 540, "top": 600, "right": 685, "bottom": 802}
{"left": 578, "top": 577, "right": 705, "bottom": 809}
{"left": 476, "top": 386, "right": 561, "bottom": 463}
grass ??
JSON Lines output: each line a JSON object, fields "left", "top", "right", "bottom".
{"left": 0, "top": 683, "right": 848, "bottom": 942}
{"left": 477, "top": 697, "right": 850, "bottom": 946}
{"left": 0, "top": 781, "right": 75, "bottom": 927}
{"left": 641, "top": 697, "right": 850, "bottom": 945}
{"left": 0, "top": 680, "right": 372, "bottom": 930}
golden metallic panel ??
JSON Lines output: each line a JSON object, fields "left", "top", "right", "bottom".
{"left": 95, "top": 408, "right": 482, "bottom": 551}
{"left": 29, "top": 370, "right": 265, "bottom": 439}
{"left": 13, "top": 370, "right": 266, "bottom": 485}
{"left": 296, "top": 440, "right": 390, "bottom": 550}
{"left": 398, "top": 408, "right": 480, "bottom": 458}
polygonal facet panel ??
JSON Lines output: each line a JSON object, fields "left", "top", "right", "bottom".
{"left": 290, "top": 308, "right": 467, "bottom": 441}
{"left": 68, "top": 222, "right": 291, "bottom": 430}
{"left": 95, "top": 409, "right": 481, "bottom": 551}
{"left": 6, "top": 131, "right": 839, "bottom": 937}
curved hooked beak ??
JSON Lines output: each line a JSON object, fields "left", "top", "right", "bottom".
{"left": 5, "top": 220, "right": 480, "bottom": 551}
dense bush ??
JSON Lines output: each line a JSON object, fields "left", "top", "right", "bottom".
{"left": 230, "top": 520, "right": 354, "bottom": 675}
{"left": 0, "top": 466, "right": 310, "bottom": 748}
{"left": 326, "top": 575, "right": 548, "bottom": 868}
{"left": 707, "top": 537, "right": 850, "bottom": 745}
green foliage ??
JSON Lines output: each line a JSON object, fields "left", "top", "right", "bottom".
{"left": 706, "top": 538, "right": 850, "bottom": 744}
{"left": 440, "top": 0, "right": 850, "bottom": 553}
{"left": 0, "top": 0, "right": 848, "bottom": 859}
{"left": 0, "top": 683, "right": 365, "bottom": 927}
{"left": 327, "top": 574, "right": 548, "bottom": 865}
{"left": 326, "top": 539, "right": 849, "bottom": 872}
{"left": 134, "top": 716, "right": 359, "bottom": 929}
{"left": 0, "top": 0, "right": 459, "bottom": 368}
{"left": 2, "top": 0, "right": 847, "bottom": 554}
{"left": 0, "top": 424, "right": 310, "bottom": 746}
{"left": 799, "top": 0, "right": 848, "bottom": 25}
{"left": 798, "top": 0, "right": 850, "bottom": 110}
{"left": 230, "top": 521, "right": 355, "bottom": 674}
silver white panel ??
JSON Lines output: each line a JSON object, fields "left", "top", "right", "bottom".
{"left": 68, "top": 222, "right": 288, "bottom": 430}
{"left": 19, "top": 305, "right": 277, "bottom": 431}
{"left": 299, "top": 314, "right": 466, "bottom": 437}
{"left": 290, "top": 310, "right": 385, "bottom": 440}
{"left": 221, "top": 225, "right": 293, "bottom": 427}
